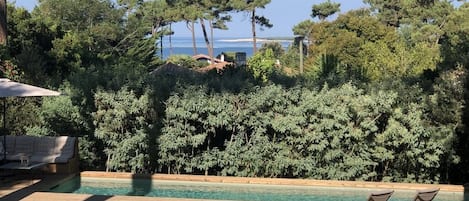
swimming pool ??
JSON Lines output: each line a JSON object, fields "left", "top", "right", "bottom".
{"left": 50, "top": 176, "right": 465, "bottom": 201}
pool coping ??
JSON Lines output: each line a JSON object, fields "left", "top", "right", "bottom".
{"left": 22, "top": 192, "right": 232, "bottom": 201}
{"left": 80, "top": 171, "right": 465, "bottom": 192}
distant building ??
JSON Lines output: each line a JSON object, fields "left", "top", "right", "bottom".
{"left": 192, "top": 54, "right": 233, "bottom": 72}
{"left": 193, "top": 54, "right": 224, "bottom": 64}
{"left": 214, "top": 52, "right": 247, "bottom": 66}
{"left": 235, "top": 52, "right": 247, "bottom": 66}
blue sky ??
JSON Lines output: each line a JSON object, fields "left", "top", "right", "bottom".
{"left": 14, "top": 0, "right": 367, "bottom": 37}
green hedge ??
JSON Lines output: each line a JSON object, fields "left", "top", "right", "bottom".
{"left": 158, "top": 83, "right": 456, "bottom": 183}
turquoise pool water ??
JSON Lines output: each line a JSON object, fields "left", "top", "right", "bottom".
{"left": 50, "top": 177, "right": 464, "bottom": 201}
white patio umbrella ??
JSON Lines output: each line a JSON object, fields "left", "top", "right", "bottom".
{"left": 0, "top": 78, "right": 61, "bottom": 161}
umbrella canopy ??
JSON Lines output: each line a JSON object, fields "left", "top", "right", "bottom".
{"left": 0, "top": 78, "right": 61, "bottom": 97}
{"left": 0, "top": 78, "right": 61, "bottom": 162}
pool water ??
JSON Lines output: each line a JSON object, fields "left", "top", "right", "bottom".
{"left": 50, "top": 177, "right": 464, "bottom": 201}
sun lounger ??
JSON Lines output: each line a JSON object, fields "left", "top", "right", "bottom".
{"left": 413, "top": 188, "right": 440, "bottom": 201}
{"left": 367, "top": 189, "right": 394, "bottom": 201}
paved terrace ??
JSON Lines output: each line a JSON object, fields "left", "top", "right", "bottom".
{"left": 1, "top": 171, "right": 467, "bottom": 200}
{"left": 0, "top": 172, "right": 75, "bottom": 200}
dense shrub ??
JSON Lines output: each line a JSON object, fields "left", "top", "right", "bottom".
{"left": 158, "top": 83, "right": 456, "bottom": 182}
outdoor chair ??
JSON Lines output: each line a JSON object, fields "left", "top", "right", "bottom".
{"left": 367, "top": 189, "right": 394, "bottom": 201}
{"left": 413, "top": 188, "right": 440, "bottom": 201}
{"left": 367, "top": 190, "right": 394, "bottom": 201}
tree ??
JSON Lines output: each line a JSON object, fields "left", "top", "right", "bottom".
{"left": 0, "top": 0, "right": 6, "bottom": 44}
{"left": 231, "top": 0, "right": 272, "bottom": 53}
{"left": 439, "top": 2, "right": 469, "bottom": 183}
{"left": 311, "top": 0, "right": 340, "bottom": 21}
{"left": 37, "top": 0, "right": 125, "bottom": 76}
{"left": 293, "top": 19, "right": 314, "bottom": 58}
{"left": 307, "top": 9, "right": 439, "bottom": 82}
{"left": 247, "top": 48, "right": 276, "bottom": 82}
{"left": 364, "top": 0, "right": 453, "bottom": 29}
{"left": 207, "top": 0, "right": 232, "bottom": 61}
{"left": 167, "top": 0, "right": 231, "bottom": 61}
{"left": 5, "top": 6, "right": 61, "bottom": 85}
{"left": 258, "top": 41, "right": 284, "bottom": 58}
{"left": 182, "top": 4, "right": 202, "bottom": 55}
{"left": 94, "top": 88, "right": 153, "bottom": 172}
{"left": 293, "top": 20, "right": 314, "bottom": 37}
{"left": 364, "top": 0, "right": 404, "bottom": 27}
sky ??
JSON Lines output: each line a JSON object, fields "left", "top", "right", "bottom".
{"left": 13, "top": 0, "right": 368, "bottom": 38}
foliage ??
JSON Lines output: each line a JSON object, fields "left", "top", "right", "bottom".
{"left": 0, "top": 59, "right": 22, "bottom": 80}
{"left": 279, "top": 44, "right": 301, "bottom": 75}
{"left": 93, "top": 88, "right": 154, "bottom": 173}
{"left": 158, "top": 83, "right": 457, "bottom": 182}
{"left": 247, "top": 48, "right": 277, "bottom": 82}
{"left": 166, "top": 54, "right": 205, "bottom": 69}
{"left": 34, "top": 96, "right": 85, "bottom": 136}
{"left": 3, "top": 98, "right": 41, "bottom": 135}
{"left": 258, "top": 42, "right": 285, "bottom": 59}
{"left": 308, "top": 9, "right": 440, "bottom": 83}
{"left": 363, "top": 0, "right": 404, "bottom": 27}
{"left": 440, "top": 3, "right": 469, "bottom": 69}
{"left": 358, "top": 39, "right": 440, "bottom": 81}
{"left": 311, "top": 0, "right": 340, "bottom": 21}
{"left": 292, "top": 20, "right": 314, "bottom": 36}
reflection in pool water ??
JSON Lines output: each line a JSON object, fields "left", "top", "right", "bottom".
{"left": 50, "top": 176, "right": 464, "bottom": 201}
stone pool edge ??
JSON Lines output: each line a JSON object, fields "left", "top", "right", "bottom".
{"left": 80, "top": 171, "right": 464, "bottom": 192}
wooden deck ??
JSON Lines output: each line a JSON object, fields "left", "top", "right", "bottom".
{"left": 1, "top": 171, "right": 467, "bottom": 201}
{"left": 0, "top": 172, "right": 75, "bottom": 200}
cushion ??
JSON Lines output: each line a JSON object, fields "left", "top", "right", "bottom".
{"left": 4, "top": 135, "right": 16, "bottom": 154}
{"left": 34, "top": 136, "right": 56, "bottom": 155}
{"left": 31, "top": 154, "right": 61, "bottom": 163}
{"left": 0, "top": 139, "right": 3, "bottom": 154}
{"left": 54, "top": 155, "right": 73, "bottom": 163}
{"left": 54, "top": 136, "right": 76, "bottom": 163}
{"left": 2, "top": 135, "right": 76, "bottom": 164}
{"left": 6, "top": 153, "right": 28, "bottom": 161}
{"left": 14, "top": 135, "right": 35, "bottom": 155}
{"left": 0, "top": 140, "right": 3, "bottom": 160}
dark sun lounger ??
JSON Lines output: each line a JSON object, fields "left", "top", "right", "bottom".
{"left": 413, "top": 188, "right": 440, "bottom": 201}
{"left": 367, "top": 189, "right": 394, "bottom": 201}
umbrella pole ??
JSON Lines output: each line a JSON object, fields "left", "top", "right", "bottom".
{"left": 2, "top": 99, "right": 5, "bottom": 162}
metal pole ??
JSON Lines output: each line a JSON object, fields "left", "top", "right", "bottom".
{"left": 2, "top": 99, "right": 6, "bottom": 162}
{"left": 3, "top": 99, "right": 5, "bottom": 128}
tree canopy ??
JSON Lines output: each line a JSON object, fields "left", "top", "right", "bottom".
{"left": 311, "top": 0, "right": 341, "bottom": 21}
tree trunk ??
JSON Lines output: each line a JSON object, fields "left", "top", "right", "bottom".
{"left": 205, "top": 135, "right": 211, "bottom": 176}
{"left": 299, "top": 38, "right": 304, "bottom": 74}
{"left": 188, "top": 21, "right": 197, "bottom": 55}
{"left": 0, "top": 0, "right": 7, "bottom": 45}
{"left": 200, "top": 18, "right": 213, "bottom": 63}
{"left": 106, "top": 152, "right": 111, "bottom": 172}
{"left": 160, "top": 35, "right": 164, "bottom": 59}
{"left": 169, "top": 23, "right": 173, "bottom": 56}
{"left": 251, "top": 9, "right": 257, "bottom": 53}
{"left": 209, "top": 19, "right": 215, "bottom": 64}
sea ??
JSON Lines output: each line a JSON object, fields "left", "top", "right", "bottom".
{"left": 160, "top": 37, "right": 292, "bottom": 59}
